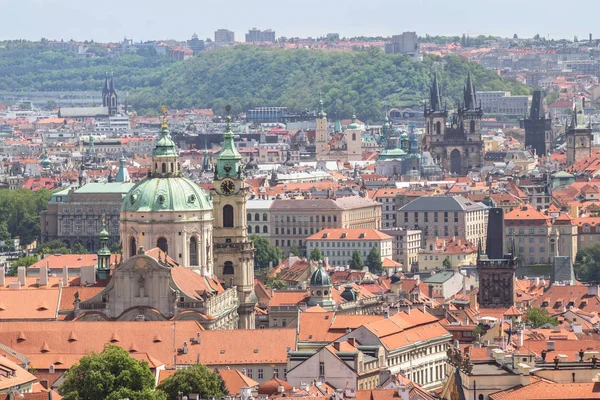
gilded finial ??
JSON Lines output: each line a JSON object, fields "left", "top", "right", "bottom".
{"left": 101, "top": 213, "right": 106, "bottom": 228}
{"left": 161, "top": 106, "right": 168, "bottom": 129}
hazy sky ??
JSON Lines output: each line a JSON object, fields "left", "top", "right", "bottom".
{"left": 3, "top": 0, "right": 599, "bottom": 42}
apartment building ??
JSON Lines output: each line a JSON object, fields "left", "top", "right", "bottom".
{"left": 381, "top": 227, "right": 421, "bottom": 270}
{"left": 397, "top": 195, "right": 488, "bottom": 247}
{"left": 270, "top": 197, "right": 382, "bottom": 253}
{"left": 306, "top": 228, "right": 392, "bottom": 267}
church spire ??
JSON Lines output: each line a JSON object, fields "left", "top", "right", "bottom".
{"left": 430, "top": 73, "right": 442, "bottom": 112}
{"left": 152, "top": 107, "right": 179, "bottom": 177}
{"left": 215, "top": 106, "right": 243, "bottom": 180}
{"left": 529, "top": 90, "right": 544, "bottom": 120}
{"left": 97, "top": 214, "right": 111, "bottom": 280}
{"left": 463, "top": 71, "right": 477, "bottom": 111}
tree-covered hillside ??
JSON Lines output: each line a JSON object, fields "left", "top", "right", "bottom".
{"left": 0, "top": 42, "right": 529, "bottom": 121}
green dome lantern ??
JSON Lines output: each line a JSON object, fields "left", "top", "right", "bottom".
{"left": 215, "top": 115, "right": 243, "bottom": 180}
{"left": 347, "top": 115, "right": 360, "bottom": 130}
{"left": 310, "top": 261, "right": 331, "bottom": 287}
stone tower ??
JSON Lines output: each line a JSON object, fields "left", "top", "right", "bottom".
{"left": 523, "top": 90, "right": 552, "bottom": 156}
{"left": 477, "top": 208, "right": 516, "bottom": 308}
{"left": 346, "top": 115, "right": 362, "bottom": 161}
{"left": 102, "top": 74, "right": 118, "bottom": 116}
{"left": 308, "top": 261, "right": 335, "bottom": 311}
{"left": 565, "top": 99, "right": 592, "bottom": 167}
{"left": 212, "top": 116, "right": 256, "bottom": 329}
{"left": 315, "top": 100, "right": 329, "bottom": 159}
{"left": 424, "top": 72, "right": 483, "bottom": 175}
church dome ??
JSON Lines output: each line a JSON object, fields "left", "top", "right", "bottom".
{"left": 258, "top": 377, "right": 292, "bottom": 395}
{"left": 122, "top": 176, "right": 211, "bottom": 213}
{"left": 310, "top": 262, "right": 331, "bottom": 287}
{"left": 340, "top": 285, "right": 359, "bottom": 302}
{"left": 347, "top": 115, "right": 360, "bottom": 130}
{"left": 390, "top": 273, "right": 402, "bottom": 284}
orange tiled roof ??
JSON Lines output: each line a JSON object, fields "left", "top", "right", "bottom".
{"left": 306, "top": 228, "right": 391, "bottom": 241}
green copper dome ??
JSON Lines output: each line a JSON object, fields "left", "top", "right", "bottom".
{"left": 347, "top": 115, "right": 360, "bottom": 130}
{"left": 310, "top": 263, "right": 331, "bottom": 287}
{"left": 317, "top": 99, "right": 327, "bottom": 119}
{"left": 122, "top": 176, "right": 212, "bottom": 212}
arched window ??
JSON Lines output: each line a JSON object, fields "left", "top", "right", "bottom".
{"left": 189, "top": 237, "right": 198, "bottom": 266}
{"left": 436, "top": 121, "right": 441, "bottom": 134}
{"left": 161, "top": 163, "right": 166, "bottom": 173}
{"left": 352, "top": 133, "right": 356, "bottom": 141}
{"left": 157, "top": 237, "right": 168, "bottom": 254}
{"left": 224, "top": 261, "right": 234, "bottom": 275}
{"left": 170, "top": 162, "right": 174, "bottom": 172}
{"left": 255, "top": 213, "right": 260, "bottom": 221}
{"left": 223, "top": 205, "right": 234, "bottom": 228}
{"left": 247, "top": 213, "right": 252, "bottom": 221}
{"left": 470, "top": 120, "right": 476, "bottom": 133}
{"left": 328, "top": 216, "right": 332, "bottom": 222}
{"left": 129, "top": 237, "right": 137, "bottom": 257}
{"left": 263, "top": 225, "right": 268, "bottom": 233}
{"left": 254, "top": 225, "right": 260, "bottom": 233}
{"left": 263, "top": 213, "right": 268, "bottom": 221}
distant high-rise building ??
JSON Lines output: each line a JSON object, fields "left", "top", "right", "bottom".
{"left": 245, "top": 28, "right": 276, "bottom": 43}
{"left": 187, "top": 33, "right": 205, "bottom": 55}
{"left": 215, "top": 29, "right": 235, "bottom": 45}
{"left": 523, "top": 90, "right": 552, "bottom": 156}
{"left": 385, "top": 32, "right": 418, "bottom": 55}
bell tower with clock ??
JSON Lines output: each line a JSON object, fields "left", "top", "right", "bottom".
{"left": 566, "top": 99, "right": 592, "bottom": 167}
{"left": 212, "top": 113, "right": 256, "bottom": 329}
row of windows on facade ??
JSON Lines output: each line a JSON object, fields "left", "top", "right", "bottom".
{"left": 308, "top": 241, "right": 381, "bottom": 249}
{"left": 128, "top": 236, "right": 202, "bottom": 266}
{"left": 404, "top": 212, "right": 460, "bottom": 224}
{"left": 508, "top": 228, "right": 550, "bottom": 235}
{"left": 247, "top": 213, "right": 268, "bottom": 222}
{"left": 244, "top": 368, "right": 286, "bottom": 380}
{"left": 416, "top": 226, "right": 460, "bottom": 237}
{"left": 60, "top": 207, "right": 119, "bottom": 214}
{"left": 62, "top": 225, "right": 119, "bottom": 234}
{"left": 429, "top": 120, "right": 478, "bottom": 134}
{"left": 275, "top": 215, "right": 339, "bottom": 223}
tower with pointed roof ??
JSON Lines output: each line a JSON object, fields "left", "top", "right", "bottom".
{"left": 523, "top": 90, "right": 552, "bottom": 156}
{"left": 102, "top": 73, "right": 118, "bottom": 116}
{"left": 476, "top": 208, "right": 516, "bottom": 308}
{"left": 97, "top": 215, "right": 111, "bottom": 280}
{"left": 345, "top": 114, "right": 362, "bottom": 161}
{"left": 424, "top": 72, "right": 483, "bottom": 175}
{"left": 212, "top": 114, "right": 256, "bottom": 329}
{"left": 308, "top": 261, "right": 334, "bottom": 310}
{"left": 315, "top": 99, "right": 330, "bottom": 159}
{"left": 566, "top": 99, "right": 592, "bottom": 166}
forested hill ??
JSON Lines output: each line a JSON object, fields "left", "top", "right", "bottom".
{"left": 0, "top": 42, "right": 528, "bottom": 121}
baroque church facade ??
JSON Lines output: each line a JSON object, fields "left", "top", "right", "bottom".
{"left": 76, "top": 116, "right": 255, "bottom": 329}
{"left": 423, "top": 73, "right": 483, "bottom": 175}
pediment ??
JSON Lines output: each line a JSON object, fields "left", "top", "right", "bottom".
{"left": 118, "top": 255, "right": 169, "bottom": 273}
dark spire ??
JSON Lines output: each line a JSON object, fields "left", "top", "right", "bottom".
{"left": 430, "top": 73, "right": 442, "bottom": 112}
{"left": 463, "top": 71, "right": 477, "bottom": 110}
{"left": 529, "top": 90, "right": 544, "bottom": 120}
{"left": 485, "top": 208, "right": 505, "bottom": 259}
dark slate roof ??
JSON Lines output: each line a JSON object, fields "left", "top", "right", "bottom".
{"left": 399, "top": 195, "right": 487, "bottom": 212}
{"left": 484, "top": 152, "right": 507, "bottom": 162}
{"left": 552, "top": 256, "right": 575, "bottom": 283}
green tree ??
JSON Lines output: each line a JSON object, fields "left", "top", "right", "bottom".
{"left": 443, "top": 256, "right": 452, "bottom": 269}
{"left": 9, "top": 254, "right": 38, "bottom": 276}
{"left": 59, "top": 345, "right": 162, "bottom": 400}
{"left": 71, "top": 242, "right": 87, "bottom": 254}
{"left": 289, "top": 244, "right": 300, "bottom": 257}
{"left": 574, "top": 242, "right": 600, "bottom": 283}
{"left": 350, "top": 250, "right": 363, "bottom": 270}
{"left": 524, "top": 307, "right": 558, "bottom": 328}
{"left": 35, "top": 239, "right": 71, "bottom": 256}
{"left": 157, "top": 363, "right": 227, "bottom": 400}
{"left": 366, "top": 246, "right": 383, "bottom": 274}
{"left": 310, "top": 247, "right": 323, "bottom": 262}
{"left": 251, "top": 235, "right": 282, "bottom": 269}
{"left": 110, "top": 242, "right": 122, "bottom": 254}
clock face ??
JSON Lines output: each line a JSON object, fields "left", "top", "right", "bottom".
{"left": 220, "top": 180, "right": 236, "bottom": 195}
{"left": 452, "top": 123, "right": 458, "bottom": 129}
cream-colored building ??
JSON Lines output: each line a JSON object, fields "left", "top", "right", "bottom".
{"left": 418, "top": 237, "right": 477, "bottom": 271}
{"left": 246, "top": 199, "right": 273, "bottom": 239}
{"left": 382, "top": 227, "right": 421, "bottom": 271}
{"left": 398, "top": 195, "right": 488, "bottom": 247}
{"left": 270, "top": 196, "right": 382, "bottom": 254}
{"left": 305, "top": 228, "right": 392, "bottom": 267}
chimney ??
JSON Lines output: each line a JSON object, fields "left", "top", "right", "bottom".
{"left": 397, "top": 383, "right": 409, "bottom": 400}
{"left": 428, "top": 285, "right": 434, "bottom": 298}
{"left": 0, "top": 270, "right": 5, "bottom": 287}
{"left": 17, "top": 266, "right": 26, "bottom": 287}
{"left": 183, "top": 341, "right": 188, "bottom": 354}
{"left": 81, "top": 265, "right": 96, "bottom": 285}
{"left": 345, "top": 327, "right": 351, "bottom": 334}
{"left": 40, "top": 265, "right": 49, "bottom": 286}
{"left": 58, "top": 278, "right": 64, "bottom": 289}
{"left": 517, "top": 330, "right": 524, "bottom": 347}
{"left": 348, "top": 338, "right": 357, "bottom": 347}
{"left": 289, "top": 255, "right": 299, "bottom": 267}
{"left": 333, "top": 341, "right": 341, "bottom": 351}
{"left": 323, "top": 256, "right": 329, "bottom": 268}
{"left": 277, "top": 386, "right": 285, "bottom": 394}
{"left": 62, "top": 265, "right": 69, "bottom": 282}
{"left": 547, "top": 341, "right": 555, "bottom": 351}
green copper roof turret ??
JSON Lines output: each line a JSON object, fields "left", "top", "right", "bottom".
{"left": 215, "top": 116, "right": 243, "bottom": 180}
{"left": 153, "top": 120, "right": 178, "bottom": 158}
